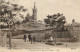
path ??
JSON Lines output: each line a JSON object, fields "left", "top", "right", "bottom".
{"left": 10, "top": 39, "right": 80, "bottom": 52}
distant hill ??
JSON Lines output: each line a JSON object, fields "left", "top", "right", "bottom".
{"left": 14, "top": 21, "right": 45, "bottom": 31}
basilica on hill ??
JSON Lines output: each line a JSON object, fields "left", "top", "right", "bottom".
{"left": 14, "top": 2, "right": 45, "bottom": 30}
{"left": 25, "top": 2, "right": 38, "bottom": 22}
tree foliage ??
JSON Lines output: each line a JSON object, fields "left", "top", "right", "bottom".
{"left": 44, "top": 13, "right": 66, "bottom": 29}
{"left": 0, "top": 1, "right": 27, "bottom": 27}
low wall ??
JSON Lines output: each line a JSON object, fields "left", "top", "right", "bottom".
{"left": 3, "top": 30, "right": 80, "bottom": 42}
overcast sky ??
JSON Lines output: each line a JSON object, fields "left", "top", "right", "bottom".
{"left": 6, "top": 0, "right": 80, "bottom": 24}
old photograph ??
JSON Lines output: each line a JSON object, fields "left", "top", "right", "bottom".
{"left": 0, "top": 0, "right": 80, "bottom": 52}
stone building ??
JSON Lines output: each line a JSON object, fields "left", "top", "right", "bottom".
{"left": 25, "top": 2, "right": 37, "bottom": 22}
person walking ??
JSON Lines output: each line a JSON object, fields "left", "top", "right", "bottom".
{"left": 24, "top": 34, "right": 26, "bottom": 42}
{"left": 33, "top": 36, "right": 36, "bottom": 43}
{"left": 26, "top": 35, "right": 29, "bottom": 42}
{"left": 28, "top": 34, "right": 31, "bottom": 42}
{"left": 31, "top": 36, "right": 33, "bottom": 44}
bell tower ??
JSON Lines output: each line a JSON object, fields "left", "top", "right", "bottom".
{"left": 33, "top": 2, "right": 37, "bottom": 20}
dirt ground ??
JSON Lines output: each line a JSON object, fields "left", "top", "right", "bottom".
{"left": 0, "top": 39, "right": 79, "bottom": 52}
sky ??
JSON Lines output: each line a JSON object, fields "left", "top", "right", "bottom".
{"left": 6, "top": 0, "right": 80, "bottom": 24}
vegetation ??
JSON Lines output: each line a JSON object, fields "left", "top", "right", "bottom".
{"left": 0, "top": 1, "right": 27, "bottom": 28}
{"left": 44, "top": 13, "right": 66, "bottom": 31}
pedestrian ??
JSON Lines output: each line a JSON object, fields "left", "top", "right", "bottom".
{"left": 31, "top": 36, "right": 33, "bottom": 44}
{"left": 28, "top": 34, "right": 31, "bottom": 42}
{"left": 24, "top": 34, "right": 26, "bottom": 42}
{"left": 26, "top": 36, "right": 29, "bottom": 42}
{"left": 33, "top": 36, "right": 36, "bottom": 43}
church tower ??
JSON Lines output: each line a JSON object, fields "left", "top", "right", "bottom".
{"left": 32, "top": 2, "right": 37, "bottom": 20}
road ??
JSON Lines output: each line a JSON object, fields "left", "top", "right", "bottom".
{"left": 6, "top": 39, "right": 80, "bottom": 52}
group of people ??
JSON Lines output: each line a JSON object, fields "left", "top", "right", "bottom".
{"left": 23, "top": 34, "right": 36, "bottom": 44}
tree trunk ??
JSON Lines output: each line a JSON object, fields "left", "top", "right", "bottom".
{"left": 9, "top": 25, "right": 12, "bottom": 49}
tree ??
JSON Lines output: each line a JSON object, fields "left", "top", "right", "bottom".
{"left": 15, "top": 21, "right": 20, "bottom": 28}
{"left": 0, "top": 1, "right": 28, "bottom": 49}
{"left": 44, "top": 13, "right": 66, "bottom": 30}
{"left": 0, "top": 1, "right": 27, "bottom": 28}
{"left": 44, "top": 13, "right": 66, "bottom": 45}
{"left": 25, "top": 13, "right": 30, "bottom": 22}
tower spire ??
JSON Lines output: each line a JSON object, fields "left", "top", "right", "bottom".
{"left": 33, "top": 2, "right": 37, "bottom": 20}
{"left": 34, "top": 2, "right": 36, "bottom": 8}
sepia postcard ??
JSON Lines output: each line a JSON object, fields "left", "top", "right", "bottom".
{"left": 0, "top": 0, "right": 80, "bottom": 52}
